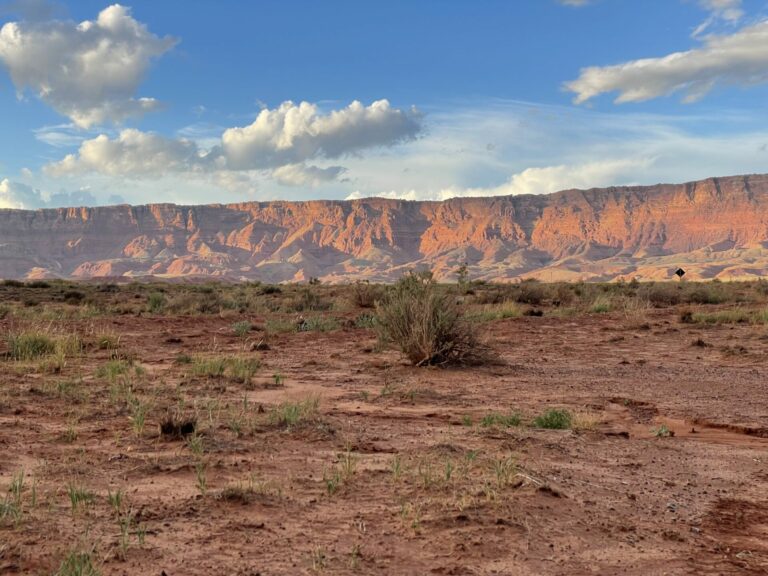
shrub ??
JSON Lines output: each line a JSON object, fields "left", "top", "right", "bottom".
{"left": 61, "top": 290, "right": 86, "bottom": 305}
{"left": 351, "top": 281, "right": 381, "bottom": 308}
{"left": 375, "top": 270, "right": 486, "bottom": 366}
{"left": 638, "top": 283, "right": 681, "bottom": 307}
{"left": 533, "top": 409, "right": 572, "bottom": 430}
{"left": 514, "top": 280, "right": 547, "bottom": 305}
{"left": 285, "top": 288, "right": 332, "bottom": 312}
{"left": 147, "top": 292, "right": 166, "bottom": 313}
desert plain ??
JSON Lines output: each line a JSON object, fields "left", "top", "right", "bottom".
{"left": 0, "top": 278, "right": 767, "bottom": 576}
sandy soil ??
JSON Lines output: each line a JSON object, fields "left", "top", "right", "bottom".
{"left": 1, "top": 308, "right": 767, "bottom": 575}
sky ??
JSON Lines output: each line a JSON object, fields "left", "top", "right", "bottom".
{"left": 1, "top": 0, "right": 768, "bottom": 208}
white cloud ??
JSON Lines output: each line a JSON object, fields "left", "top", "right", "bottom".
{"left": 0, "top": 178, "right": 96, "bottom": 208}
{"left": 272, "top": 164, "right": 346, "bottom": 187}
{"left": 221, "top": 99, "right": 422, "bottom": 170}
{"left": 44, "top": 99, "right": 422, "bottom": 185}
{"left": 45, "top": 129, "right": 213, "bottom": 177}
{"left": 558, "top": 0, "right": 591, "bottom": 6}
{"left": 346, "top": 158, "right": 651, "bottom": 201}
{"left": 0, "top": 4, "right": 176, "bottom": 127}
{"left": 693, "top": 0, "right": 743, "bottom": 36}
{"left": 566, "top": 20, "right": 768, "bottom": 104}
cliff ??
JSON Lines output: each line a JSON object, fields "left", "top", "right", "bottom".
{"left": 2, "top": 173, "right": 768, "bottom": 282}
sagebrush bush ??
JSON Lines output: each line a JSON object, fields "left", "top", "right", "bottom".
{"left": 375, "top": 271, "right": 487, "bottom": 366}
{"left": 351, "top": 281, "right": 382, "bottom": 308}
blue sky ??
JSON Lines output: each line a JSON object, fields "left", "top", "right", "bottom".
{"left": 1, "top": 0, "right": 768, "bottom": 207}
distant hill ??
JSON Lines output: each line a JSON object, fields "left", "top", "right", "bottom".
{"left": 2, "top": 173, "right": 768, "bottom": 282}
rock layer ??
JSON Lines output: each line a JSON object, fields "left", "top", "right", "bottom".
{"left": 2, "top": 174, "right": 768, "bottom": 282}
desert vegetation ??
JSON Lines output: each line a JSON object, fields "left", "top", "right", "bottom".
{"left": 0, "top": 275, "right": 767, "bottom": 574}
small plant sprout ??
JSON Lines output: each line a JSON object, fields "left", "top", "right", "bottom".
{"left": 273, "top": 372, "right": 285, "bottom": 386}
{"left": 444, "top": 459, "right": 454, "bottom": 484}
{"left": 55, "top": 549, "right": 100, "bottom": 576}
{"left": 339, "top": 447, "right": 357, "bottom": 481}
{"left": 493, "top": 455, "right": 517, "bottom": 488}
{"left": 652, "top": 424, "right": 673, "bottom": 438}
{"left": 67, "top": 482, "right": 95, "bottom": 514}
{"left": 390, "top": 455, "right": 403, "bottom": 482}
{"left": 311, "top": 546, "right": 327, "bottom": 571}
{"left": 195, "top": 461, "right": 208, "bottom": 496}
{"left": 129, "top": 398, "right": 150, "bottom": 437}
{"left": 323, "top": 467, "right": 341, "bottom": 496}
{"left": 107, "top": 488, "right": 124, "bottom": 516}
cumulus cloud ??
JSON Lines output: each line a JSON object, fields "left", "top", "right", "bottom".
{"left": 44, "top": 99, "right": 422, "bottom": 185}
{"left": 45, "top": 129, "right": 213, "bottom": 177}
{"left": 566, "top": 20, "right": 768, "bottom": 104}
{"left": 346, "top": 158, "right": 651, "bottom": 201}
{"left": 272, "top": 164, "right": 345, "bottom": 187}
{"left": 221, "top": 99, "right": 422, "bottom": 170}
{"left": 0, "top": 178, "right": 96, "bottom": 208}
{"left": 0, "top": 4, "right": 176, "bottom": 127}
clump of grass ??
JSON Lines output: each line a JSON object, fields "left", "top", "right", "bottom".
{"left": 375, "top": 270, "right": 487, "bottom": 366}
{"left": 159, "top": 409, "right": 197, "bottom": 439}
{"left": 54, "top": 549, "right": 100, "bottom": 576}
{"left": 298, "top": 315, "right": 340, "bottom": 332}
{"left": 532, "top": 409, "right": 572, "bottom": 430}
{"left": 652, "top": 424, "right": 673, "bottom": 438}
{"left": 129, "top": 397, "right": 150, "bottom": 437}
{"left": 228, "top": 357, "right": 261, "bottom": 384}
{"left": 190, "top": 355, "right": 260, "bottom": 385}
{"left": 571, "top": 411, "right": 602, "bottom": 431}
{"left": 467, "top": 301, "right": 523, "bottom": 323}
{"left": 67, "top": 482, "right": 95, "bottom": 513}
{"left": 269, "top": 396, "right": 320, "bottom": 429}
{"left": 191, "top": 357, "right": 227, "bottom": 378}
{"left": 691, "top": 308, "right": 768, "bottom": 325}
{"left": 94, "top": 332, "right": 120, "bottom": 350}
{"left": 0, "top": 470, "right": 26, "bottom": 526}
{"left": 6, "top": 331, "right": 56, "bottom": 360}
{"left": 493, "top": 455, "right": 518, "bottom": 488}
{"left": 194, "top": 461, "right": 208, "bottom": 496}
{"left": 107, "top": 488, "right": 124, "bottom": 516}
{"left": 354, "top": 312, "right": 376, "bottom": 329}
{"left": 480, "top": 412, "right": 521, "bottom": 428}
{"left": 95, "top": 359, "right": 132, "bottom": 382}
{"left": 265, "top": 318, "right": 299, "bottom": 333}
{"left": 232, "top": 320, "right": 252, "bottom": 337}
{"left": 590, "top": 295, "right": 613, "bottom": 314}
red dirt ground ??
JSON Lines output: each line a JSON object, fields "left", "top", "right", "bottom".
{"left": 1, "top": 309, "right": 767, "bottom": 575}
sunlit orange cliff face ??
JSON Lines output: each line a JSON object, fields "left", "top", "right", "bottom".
{"left": 2, "top": 174, "right": 768, "bottom": 282}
